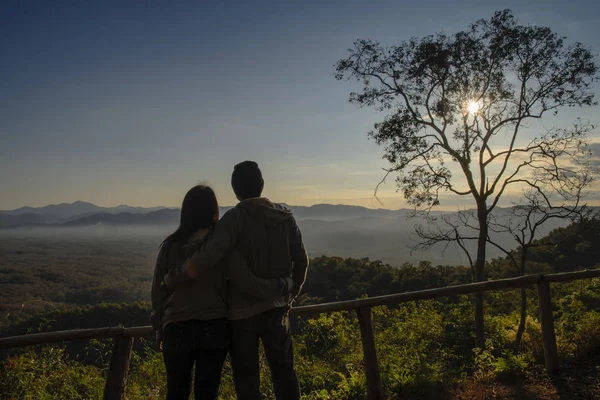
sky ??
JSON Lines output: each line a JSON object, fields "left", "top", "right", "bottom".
{"left": 1, "top": 0, "right": 599, "bottom": 210}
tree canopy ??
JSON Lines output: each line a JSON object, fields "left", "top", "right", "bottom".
{"left": 335, "top": 9, "right": 597, "bottom": 211}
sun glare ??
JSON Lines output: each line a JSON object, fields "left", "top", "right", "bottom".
{"left": 467, "top": 101, "right": 480, "bottom": 115}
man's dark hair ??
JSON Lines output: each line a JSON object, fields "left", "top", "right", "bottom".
{"left": 231, "top": 161, "right": 264, "bottom": 200}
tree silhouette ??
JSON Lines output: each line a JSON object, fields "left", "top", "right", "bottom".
{"left": 335, "top": 9, "right": 598, "bottom": 348}
{"left": 487, "top": 167, "right": 595, "bottom": 350}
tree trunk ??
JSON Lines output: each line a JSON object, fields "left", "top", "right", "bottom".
{"left": 474, "top": 203, "right": 487, "bottom": 349}
{"left": 514, "top": 249, "right": 528, "bottom": 351}
{"left": 514, "top": 288, "right": 527, "bottom": 350}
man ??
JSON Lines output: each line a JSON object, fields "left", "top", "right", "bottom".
{"left": 165, "top": 161, "right": 309, "bottom": 400}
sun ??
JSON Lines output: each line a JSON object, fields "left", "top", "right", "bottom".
{"left": 468, "top": 101, "right": 480, "bottom": 115}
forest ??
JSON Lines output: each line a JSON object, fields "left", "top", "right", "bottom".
{"left": 1, "top": 219, "right": 599, "bottom": 399}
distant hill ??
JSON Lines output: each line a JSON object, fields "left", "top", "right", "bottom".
{"left": 0, "top": 201, "right": 410, "bottom": 228}
{"left": 0, "top": 202, "right": 585, "bottom": 265}
{"left": 0, "top": 202, "right": 583, "bottom": 265}
{"left": 0, "top": 213, "right": 56, "bottom": 228}
{"left": 1, "top": 201, "right": 104, "bottom": 218}
{"left": 0, "top": 201, "right": 171, "bottom": 227}
{"left": 285, "top": 204, "right": 410, "bottom": 221}
{"left": 0, "top": 201, "right": 168, "bottom": 218}
{"left": 60, "top": 208, "right": 179, "bottom": 227}
{"left": 55, "top": 204, "right": 409, "bottom": 227}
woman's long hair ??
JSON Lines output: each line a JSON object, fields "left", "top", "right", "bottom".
{"left": 160, "top": 185, "right": 219, "bottom": 250}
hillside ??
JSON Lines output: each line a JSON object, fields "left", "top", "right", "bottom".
{"left": 0, "top": 201, "right": 171, "bottom": 227}
{"left": 61, "top": 208, "right": 178, "bottom": 227}
{"left": 0, "top": 201, "right": 578, "bottom": 266}
{"left": 1, "top": 220, "right": 599, "bottom": 399}
{"left": 0, "top": 201, "right": 410, "bottom": 228}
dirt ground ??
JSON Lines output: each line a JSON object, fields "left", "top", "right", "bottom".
{"left": 452, "top": 354, "right": 600, "bottom": 400}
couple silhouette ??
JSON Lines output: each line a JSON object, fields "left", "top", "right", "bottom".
{"left": 151, "top": 160, "right": 309, "bottom": 400}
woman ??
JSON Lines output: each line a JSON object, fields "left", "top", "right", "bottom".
{"left": 151, "top": 185, "right": 291, "bottom": 400}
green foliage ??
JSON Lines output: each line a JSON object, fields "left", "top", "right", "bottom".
{"left": 125, "top": 340, "right": 166, "bottom": 399}
{"left": 375, "top": 303, "right": 450, "bottom": 397}
{"left": 473, "top": 345, "right": 529, "bottom": 383}
{"left": 1, "top": 285, "right": 598, "bottom": 399}
{"left": 0, "top": 235, "right": 156, "bottom": 327}
{"left": 300, "top": 256, "right": 471, "bottom": 305}
{"left": 295, "top": 312, "right": 365, "bottom": 399}
{"left": 1, "top": 221, "right": 600, "bottom": 398}
{"left": 555, "top": 278, "right": 600, "bottom": 359}
{"left": 528, "top": 220, "right": 600, "bottom": 272}
{"left": 493, "top": 352, "right": 529, "bottom": 378}
{"left": 0, "top": 347, "right": 104, "bottom": 399}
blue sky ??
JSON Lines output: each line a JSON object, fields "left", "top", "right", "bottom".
{"left": 1, "top": 0, "right": 599, "bottom": 210}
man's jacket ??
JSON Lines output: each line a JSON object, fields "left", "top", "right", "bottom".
{"left": 165, "top": 197, "right": 309, "bottom": 320}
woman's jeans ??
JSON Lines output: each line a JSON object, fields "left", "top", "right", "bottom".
{"left": 162, "top": 318, "right": 229, "bottom": 400}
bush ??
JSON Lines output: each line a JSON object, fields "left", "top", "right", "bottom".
{"left": 473, "top": 345, "right": 529, "bottom": 383}
{"left": 556, "top": 278, "right": 600, "bottom": 359}
{"left": 125, "top": 341, "right": 166, "bottom": 400}
{"left": 295, "top": 312, "right": 365, "bottom": 399}
{"left": 0, "top": 347, "right": 104, "bottom": 399}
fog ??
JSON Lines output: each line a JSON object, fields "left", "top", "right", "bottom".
{"left": 0, "top": 225, "right": 174, "bottom": 241}
{"left": 0, "top": 213, "right": 573, "bottom": 266}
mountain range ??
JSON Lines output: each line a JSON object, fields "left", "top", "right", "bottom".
{"left": 0, "top": 201, "right": 575, "bottom": 265}
{"left": 0, "top": 201, "right": 411, "bottom": 228}
{"left": 1, "top": 201, "right": 168, "bottom": 218}
{"left": 0, "top": 201, "right": 172, "bottom": 227}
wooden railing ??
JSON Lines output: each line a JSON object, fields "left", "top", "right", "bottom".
{"left": 1, "top": 269, "right": 600, "bottom": 400}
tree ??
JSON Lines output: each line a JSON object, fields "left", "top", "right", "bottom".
{"left": 415, "top": 138, "right": 595, "bottom": 350}
{"left": 487, "top": 166, "right": 595, "bottom": 349}
{"left": 335, "top": 9, "right": 598, "bottom": 348}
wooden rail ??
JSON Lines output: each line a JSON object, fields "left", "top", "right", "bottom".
{"left": 1, "top": 269, "right": 599, "bottom": 400}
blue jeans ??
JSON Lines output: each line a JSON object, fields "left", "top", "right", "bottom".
{"left": 162, "top": 318, "right": 229, "bottom": 400}
{"left": 230, "top": 307, "right": 300, "bottom": 400}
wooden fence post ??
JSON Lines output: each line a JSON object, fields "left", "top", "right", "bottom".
{"left": 356, "top": 307, "right": 384, "bottom": 400}
{"left": 103, "top": 335, "right": 134, "bottom": 400}
{"left": 537, "top": 279, "right": 559, "bottom": 373}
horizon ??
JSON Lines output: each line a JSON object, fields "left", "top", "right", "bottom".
{"left": 0, "top": 199, "right": 534, "bottom": 215}
{"left": 0, "top": 199, "right": 412, "bottom": 212}
{"left": 2, "top": 1, "right": 600, "bottom": 211}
